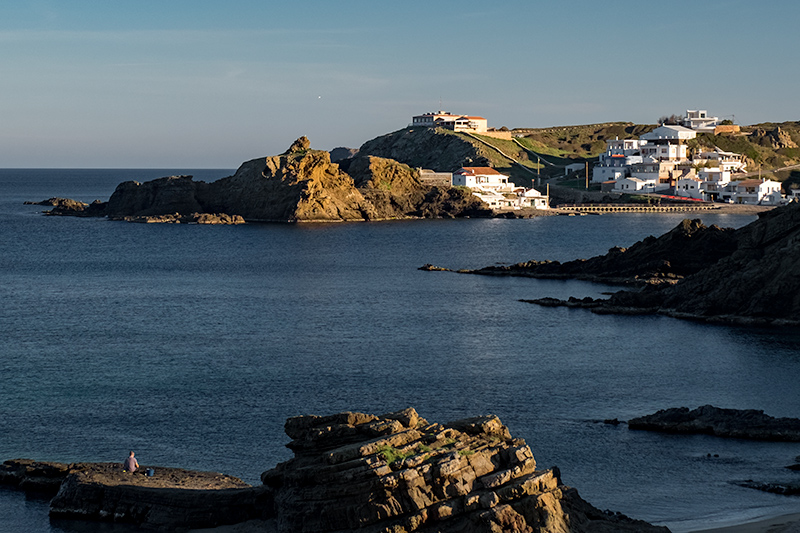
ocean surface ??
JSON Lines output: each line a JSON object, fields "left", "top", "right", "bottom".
{"left": 2, "top": 168, "right": 800, "bottom": 532}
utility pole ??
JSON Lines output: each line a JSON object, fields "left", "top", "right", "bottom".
{"left": 585, "top": 162, "right": 589, "bottom": 189}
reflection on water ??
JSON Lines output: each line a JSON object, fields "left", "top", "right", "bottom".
{"left": 1, "top": 169, "right": 799, "bottom": 532}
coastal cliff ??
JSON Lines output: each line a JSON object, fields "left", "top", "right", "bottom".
{"left": 1, "top": 409, "right": 668, "bottom": 532}
{"left": 41, "top": 137, "right": 492, "bottom": 223}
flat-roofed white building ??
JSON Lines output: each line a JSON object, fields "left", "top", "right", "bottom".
{"left": 411, "top": 111, "right": 488, "bottom": 133}
{"left": 684, "top": 110, "right": 720, "bottom": 132}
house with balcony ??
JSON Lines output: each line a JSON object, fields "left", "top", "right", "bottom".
{"left": 683, "top": 110, "right": 719, "bottom": 132}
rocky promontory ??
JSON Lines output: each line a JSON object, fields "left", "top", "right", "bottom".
{"left": 37, "top": 137, "right": 492, "bottom": 223}
{"left": 462, "top": 218, "right": 737, "bottom": 286}
{"left": 2, "top": 408, "right": 668, "bottom": 532}
{"left": 457, "top": 201, "right": 800, "bottom": 325}
{"left": 628, "top": 405, "right": 800, "bottom": 441}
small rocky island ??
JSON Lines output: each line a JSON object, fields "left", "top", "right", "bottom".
{"left": 628, "top": 405, "right": 800, "bottom": 441}
{"left": 2, "top": 408, "right": 668, "bottom": 532}
{"left": 34, "top": 137, "right": 492, "bottom": 223}
{"left": 426, "top": 201, "right": 800, "bottom": 325}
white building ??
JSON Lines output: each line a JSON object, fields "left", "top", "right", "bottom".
{"left": 614, "top": 177, "right": 653, "bottom": 192}
{"left": 452, "top": 167, "right": 513, "bottom": 191}
{"left": 411, "top": 111, "right": 488, "bottom": 133}
{"left": 453, "top": 167, "right": 549, "bottom": 209}
{"left": 720, "top": 179, "right": 784, "bottom": 205}
{"left": 592, "top": 138, "right": 646, "bottom": 183}
{"left": 683, "top": 110, "right": 720, "bottom": 132}
{"left": 640, "top": 125, "right": 696, "bottom": 161}
{"left": 696, "top": 148, "right": 747, "bottom": 173}
{"left": 675, "top": 177, "right": 704, "bottom": 199}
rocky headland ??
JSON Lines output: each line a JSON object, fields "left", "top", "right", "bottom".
{"left": 1, "top": 408, "right": 668, "bottom": 532}
{"left": 449, "top": 218, "right": 738, "bottom": 286}
{"left": 442, "top": 201, "right": 800, "bottom": 325}
{"left": 36, "top": 137, "right": 492, "bottom": 224}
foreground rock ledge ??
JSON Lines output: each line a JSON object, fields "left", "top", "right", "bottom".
{"left": 1, "top": 408, "right": 669, "bottom": 532}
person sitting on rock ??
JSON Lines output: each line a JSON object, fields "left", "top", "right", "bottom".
{"left": 123, "top": 451, "right": 139, "bottom": 473}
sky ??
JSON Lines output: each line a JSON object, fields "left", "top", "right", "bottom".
{"left": 1, "top": 0, "right": 799, "bottom": 168}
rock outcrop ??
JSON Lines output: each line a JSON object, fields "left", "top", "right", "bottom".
{"left": 470, "top": 202, "right": 800, "bottom": 325}
{"left": 358, "top": 127, "right": 492, "bottom": 172}
{"left": 628, "top": 405, "right": 800, "bottom": 441}
{"left": 465, "top": 218, "right": 737, "bottom": 286}
{"left": 1, "top": 459, "right": 270, "bottom": 529}
{"left": 262, "top": 408, "right": 668, "bottom": 533}
{"left": 2, "top": 409, "right": 669, "bottom": 532}
{"left": 36, "top": 137, "right": 496, "bottom": 223}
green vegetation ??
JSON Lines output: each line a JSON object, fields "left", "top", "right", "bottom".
{"left": 458, "top": 449, "right": 475, "bottom": 457}
{"left": 377, "top": 444, "right": 416, "bottom": 464}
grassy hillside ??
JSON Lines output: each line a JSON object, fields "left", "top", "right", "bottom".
{"left": 356, "top": 121, "right": 800, "bottom": 189}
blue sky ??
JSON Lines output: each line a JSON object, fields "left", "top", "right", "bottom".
{"left": 1, "top": 0, "right": 798, "bottom": 167}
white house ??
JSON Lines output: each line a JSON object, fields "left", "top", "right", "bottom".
{"left": 411, "top": 111, "right": 488, "bottom": 133}
{"left": 640, "top": 125, "right": 696, "bottom": 161}
{"left": 614, "top": 177, "right": 651, "bottom": 192}
{"left": 453, "top": 167, "right": 549, "bottom": 209}
{"left": 452, "top": 167, "right": 513, "bottom": 191}
{"left": 683, "top": 110, "right": 720, "bottom": 132}
{"left": 696, "top": 148, "right": 747, "bottom": 173}
{"left": 592, "top": 137, "right": 646, "bottom": 183}
{"left": 675, "top": 177, "right": 704, "bottom": 199}
{"left": 720, "top": 179, "right": 784, "bottom": 205}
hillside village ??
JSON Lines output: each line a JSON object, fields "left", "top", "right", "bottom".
{"left": 403, "top": 109, "right": 799, "bottom": 209}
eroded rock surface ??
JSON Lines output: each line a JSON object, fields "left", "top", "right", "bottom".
{"left": 34, "top": 137, "right": 494, "bottom": 223}
{"left": 628, "top": 405, "right": 800, "bottom": 441}
{"left": 262, "top": 407, "right": 668, "bottom": 532}
{"left": 2, "top": 410, "right": 669, "bottom": 532}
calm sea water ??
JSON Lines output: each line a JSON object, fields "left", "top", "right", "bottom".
{"left": 2, "top": 169, "right": 800, "bottom": 532}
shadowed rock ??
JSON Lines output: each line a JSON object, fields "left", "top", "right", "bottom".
{"left": 628, "top": 405, "right": 800, "bottom": 441}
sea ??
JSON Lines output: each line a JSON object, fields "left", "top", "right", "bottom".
{"left": 2, "top": 168, "right": 800, "bottom": 533}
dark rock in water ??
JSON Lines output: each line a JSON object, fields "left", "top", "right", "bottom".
{"left": 27, "top": 197, "right": 108, "bottom": 217}
{"left": 48, "top": 463, "right": 270, "bottom": 529}
{"left": 628, "top": 405, "right": 800, "bottom": 441}
{"left": 785, "top": 463, "right": 800, "bottom": 471}
{"left": 734, "top": 480, "right": 800, "bottom": 495}
{"left": 0, "top": 459, "right": 71, "bottom": 495}
{"left": 513, "top": 202, "right": 800, "bottom": 325}
{"left": 468, "top": 218, "right": 737, "bottom": 286}
{"left": 419, "top": 264, "right": 451, "bottom": 271}
{"left": 262, "top": 407, "right": 668, "bottom": 532}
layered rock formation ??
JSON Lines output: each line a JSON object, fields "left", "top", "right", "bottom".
{"left": 262, "top": 408, "right": 667, "bottom": 533}
{"left": 37, "top": 137, "right": 493, "bottom": 223}
{"left": 0, "top": 459, "right": 270, "bottom": 529}
{"left": 2, "top": 409, "right": 669, "bottom": 532}
{"left": 628, "top": 405, "right": 800, "bottom": 441}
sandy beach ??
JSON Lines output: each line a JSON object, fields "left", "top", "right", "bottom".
{"left": 692, "top": 513, "right": 800, "bottom": 533}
